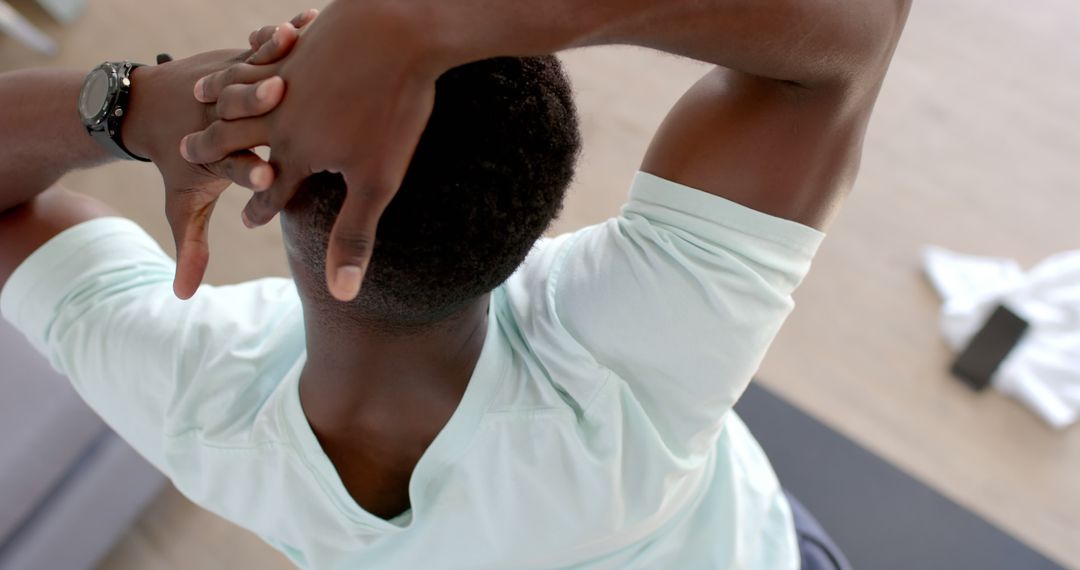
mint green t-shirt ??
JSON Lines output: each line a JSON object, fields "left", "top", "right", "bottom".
{"left": 1, "top": 172, "right": 823, "bottom": 569}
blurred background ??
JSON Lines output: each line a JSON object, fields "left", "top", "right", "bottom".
{"left": 1, "top": 0, "right": 1077, "bottom": 568}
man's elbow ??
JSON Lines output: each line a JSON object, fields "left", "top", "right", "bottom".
{"left": 0, "top": 189, "right": 116, "bottom": 278}
{"left": 801, "top": 0, "right": 913, "bottom": 94}
{"left": 858, "top": 0, "right": 913, "bottom": 73}
{"left": 0, "top": 171, "right": 63, "bottom": 215}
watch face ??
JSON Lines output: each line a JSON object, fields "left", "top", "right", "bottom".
{"left": 79, "top": 68, "right": 111, "bottom": 123}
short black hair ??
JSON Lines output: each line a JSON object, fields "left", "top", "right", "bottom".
{"left": 284, "top": 56, "right": 581, "bottom": 326}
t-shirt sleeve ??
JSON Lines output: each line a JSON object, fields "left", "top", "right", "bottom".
{"left": 0, "top": 218, "right": 304, "bottom": 472}
{"left": 508, "top": 172, "right": 824, "bottom": 456}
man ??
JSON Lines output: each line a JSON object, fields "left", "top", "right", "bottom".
{"left": 0, "top": 1, "right": 909, "bottom": 569}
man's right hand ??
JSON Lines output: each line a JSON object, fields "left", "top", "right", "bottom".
{"left": 180, "top": 0, "right": 908, "bottom": 302}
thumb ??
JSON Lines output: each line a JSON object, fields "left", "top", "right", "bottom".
{"left": 324, "top": 175, "right": 395, "bottom": 302}
{"left": 165, "top": 192, "right": 218, "bottom": 300}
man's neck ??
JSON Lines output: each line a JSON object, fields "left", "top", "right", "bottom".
{"left": 298, "top": 295, "right": 490, "bottom": 435}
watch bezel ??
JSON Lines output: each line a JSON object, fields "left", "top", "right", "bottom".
{"left": 79, "top": 64, "right": 120, "bottom": 127}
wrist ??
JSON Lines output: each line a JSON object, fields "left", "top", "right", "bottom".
{"left": 122, "top": 64, "right": 160, "bottom": 160}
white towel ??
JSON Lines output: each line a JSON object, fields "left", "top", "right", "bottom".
{"left": 0, "top": 1, "right": 56, "bottom": 54}
{"left": 34, "top": 0, "right": 87, "bottom": 24}
{"left": 923, "top": 246, "right": 1080, "bottom": 428}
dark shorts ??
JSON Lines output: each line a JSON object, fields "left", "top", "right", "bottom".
{"left": 785, "top": 492, "right": 853, "bottom": 570}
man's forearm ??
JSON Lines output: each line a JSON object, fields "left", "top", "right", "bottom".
{"left": 0, "top": 70, "right": 113, "bottom": 212}
{"left": 427, "top": 0, "right": 908, "bottom": 87}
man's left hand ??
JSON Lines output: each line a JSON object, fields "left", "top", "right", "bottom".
{"left": 122, "top": 12, "right": 313, "bottom": 299}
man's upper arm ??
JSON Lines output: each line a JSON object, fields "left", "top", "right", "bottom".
{"left": 523, "top": 68, "right": 870, "bottom": 456}
{"left": 641, "top": 68, "right": 879, "bottom": 231}
{"left": 0, "top": 188, "right": 116, "bottom": 290}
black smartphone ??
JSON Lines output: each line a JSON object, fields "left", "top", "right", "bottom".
{"left": 950, "top": 304, "right": 1030, "bottom": 391}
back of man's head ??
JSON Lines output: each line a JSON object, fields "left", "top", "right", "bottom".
{"left": 282, "top": 56, "right": 581, "bottom": 329}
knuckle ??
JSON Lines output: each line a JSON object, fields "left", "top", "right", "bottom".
{"left": 248, "top": 85, "right": 263, "bottom": 110}
{"left": 219, "top": 65, "right": 241, "bottom": 90}
{"left": 213, "top": 98, "right": 229, "bottom": 121}
{"left": 245, "top": 194, "right": 275, "bottom": 223}
{"left": 213, "top": 91, "right": 234, "bottom": 119}
{"left": 268, "top": 189, "right": 293, "bottom": 210}
{"left": 204, "top": 123, "right": 221, "bottom": 148}
{"left": 258, "top": 28, "right": 275, "bottom": 47}
{"left": 250, "top": 188, "right": 272, "bottom": 207}
{"left": 247, "top": 210, "right": 270, "bottom": 225}
{"left": 219, "top": 158, "right": 238, "bottom": 181}
{"left": 272, "top": 138, "right": 292, "bottom": 156}
{"left": 202, "top": 99, "right": 218, "bottom": 126}
{"left": 262, "top": 41, "right": 281, "bottom": 60}
{"left": 247, "top": 206, "right": 274, "bottom": 225}
{"left": 333, "top": 231, "right": 375, "bottom": 256}
{"left": 200, "top": 124, "right": 225, "bottom": 156}
{"left": 270, "top": 188, "right": 294, "bottom": 210}
{"left": 204, "top": 73, "right": 223, "bottom": 98}
{"left": 243, "top": 203, "right": 265, "bottom": 224}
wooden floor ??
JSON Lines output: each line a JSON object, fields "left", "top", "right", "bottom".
{"left": 2, "top": 0, "right": 1078, "bottom": 568}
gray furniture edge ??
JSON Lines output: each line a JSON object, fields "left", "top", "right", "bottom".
{"left": 1, "top": 316, "right": 165, "bottom": 570}
{"left": 0, "top": 433, "right": 165, "bottom": 570}
{"left": 735, "top": 382, "right": 1063, "bottom": 570}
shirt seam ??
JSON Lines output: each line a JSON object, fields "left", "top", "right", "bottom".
{"left": 0, "top": 218, "right": 133, "bottom": 297}
{"left": 544, "top": 230, "right": 619, "bottom": 416}
{"left": 163, "top": 427, "right": 288, "bottom": 452}
{"left": 481, "top": 406, "right": 577, "bottom": 421}
{"left": 2, "top": 231, "right": 167, "bottom": 332}
{"left": 630, "top": 171, "right": 825, "bottom": 255}
{"left": 625, "top": 201, "right": 818, "bottom": 256}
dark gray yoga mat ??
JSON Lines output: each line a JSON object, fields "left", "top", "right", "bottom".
{"left": 734, "top": 383, "right": 1065, "bottom": 570}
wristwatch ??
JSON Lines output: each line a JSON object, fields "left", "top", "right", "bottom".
{"left": 78, "top": 61, "right": 151, "bottom": 162}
